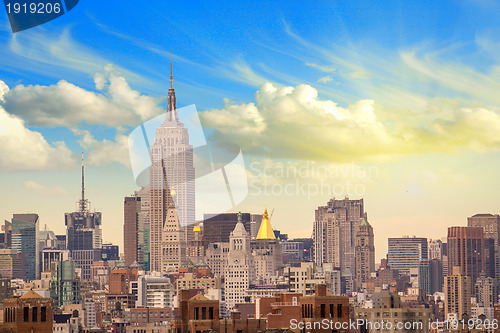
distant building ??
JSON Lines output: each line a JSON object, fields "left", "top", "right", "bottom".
{"left": 203, "top": 212, "right": 252, "bottom": 248}
{"left": 149, "top": 66, "right": 194, "bottom": 273}
{"left": 256, "top": 285, "right": 350, "bottom": 333}
{"left": 129, "top": 307, "right": 173, "bottom": 326}
{"left": 187, "top": 224, "right": 205, "bottom": 261}
{"left": 124, "top": 196, "right": 144, "bottom": 267}
{"left": 101, "top": 243, "right": 119, "bottom": 261}
{"left": 428, "top": 239, "right": 444, "bottom": 260}
{"left": 251, "top": 208, "right": 282, "bottom": 284}
{"left": 0, "top": 248, "right": 25, "bottom": 279}
{"left": 418, "top": 258, "right": 443, "bottom": 295}
{"left": 281, "top": 240, "right": 304, "bottom": 263}
{"left": 387, "top": 236, "right": 428, "bottom": 277}
{"left": 205, "top": 242, "right": 229, "bottom": 278}
{"left": 0, "top": 277, "right": 13, "bottom": 305}
{"left": 475, "top": 273, "right": 496, "bottom": 307}
{"left": 11, "top": 213, "right": 40, "bottom": 281}
{"left": 175, "top": 272, "right": 220, "bottom": 296}
{"left": 1, "top": 290, "right": 53, "bottom": 333}
{"left": 65, "top": 154, "right": 102, "bottom": 281}
{"left": 132, "top": 186, "right": 150, "bottom": 271}
{"left": 314, "top": 197, "right": 366, "bottom": 277}
{"left": 132, "top": 274, "right": 173, "bottom": 308}
{"left": 468, "top": 213, "right": 500, "bottom": 284}
{"left": 50, "top": 260, "right": 80, "bottom": 307}
{"left": 354, "top": 290, "right": 432, "bottom": 333}
{"left": 41, "top": 248, "right": 70, "bottom": 272}
{"left": 445, "top": 266, "right": 471, "bottom": 320}
{"left": 224, "top": 212, "right": 255, "bottom": 314}
{"left": 355, "top": 218, "right": 375, "bottom": 291}
{"left": 172, "top": 289, "right": 266, "bottom": 333}
{"left": 447, "top": 226, "right": 485, "bottom": 287}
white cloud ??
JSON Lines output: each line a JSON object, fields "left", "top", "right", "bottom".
{"left": 74, "top": 129, "right": 131, "bottom": 168}
{"left": 200, "top": 82, "right": 500, "bottom": 161}
{"left": 0, "top": 67, "right": 165, "bottom": 128}
{"left": 0, "top": 91, "right": 75, "bottom": 171}
{"left": 317, "top": 76, "right": 333, "bottom": 83}
{"left": 306, "top": 63, "right": 336, "bottom": 73}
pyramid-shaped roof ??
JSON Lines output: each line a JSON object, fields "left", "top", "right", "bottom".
{"left": 256, "top": 207, "right": 275, "bottom": 240}
{"left": 20, "top": 289, "right": 43, "bottom": 299}
{"left": 360, "top": 218, "right": 371, "bottom": 227}
{"left": 190, "top": 293, "right": 210, "bottom": 301}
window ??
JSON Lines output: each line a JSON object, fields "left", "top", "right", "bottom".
{"left": 24, "top": 307, "right": 29, "bottom": 322}
{"left": 41, "top": 307, "right": 47, "bottom": 322}
{"left": 32, "top": 307, "right": 38, "bottom": 322}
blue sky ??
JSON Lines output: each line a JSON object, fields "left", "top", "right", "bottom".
{"left": 1, "top": 0, "right": 500, "bottom": 258}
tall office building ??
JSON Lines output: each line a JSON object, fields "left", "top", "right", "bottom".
{"left": 149, "top": 63, "right": 194, "bottom": 273}
{"left": 314, "top": 197, "right": 366, "bottom": 276}
{"left": 355, "top": 218, "right": 375, "bottom": 290}
{"left": 49, "top": 261, "right": 80, "bottom": 307}
{"left": 123, "top": 196, "right": 144, "bottom": 267}
{"left": 133, "top": 186, "right": 150, "bottom": 270}
{"left": 11, "top": 213, "right": 40, "bottom": 281}
{"left": 65, "top": 154, "right": 102, "bottom": 280}
{"left": 203, "top": 213, "right": 252, "bottom": 248}
{"left": 468, "top": 214, "right": 500, "bottom": 283}
{"left": 445, "top": 266, "right": 471, "bottom": 320}
{"left": 225, "top": 212, "right": 255, "bottom": 314}
{"left": 447, "top": 226, "right": 485, "bottom": 287}
{"left": 387, "top": 236, "right": 428, "bottom": 277}
{"left": 418, "top": 259, "right": 443, "bottom": 296}
{"left": 251, "top": 208, "right": 282, "bottom": 283}
{"left": 0, "top": 248, "right": 25, "bottom": 279}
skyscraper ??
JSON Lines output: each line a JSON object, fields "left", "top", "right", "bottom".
{"left": 225, "top": 212, "right": 255, "bottom": 314}
{"left": 124, "top": 196, "right": 144, "bottom": 267}
{"left": 447, "top": 226, "right": 485, "bottom": 287}
{"left": 65, "top": 154, "right": 102, "bottom": 281}
{"left": 445, "top": 266, "right": 471, "bottom": 320}
{"left": 314, "top": 197, "right": 366, "bottom": 275}
{"left": 251, "top": 208, "right": 282, "bottom": 283}
{"left": 49, "top": 261, "right": 80, "bottom": 307}
{"left": 387, "top": 236, "right": 428, "bottom": 277}
{"left": 11, "top": 213, "right": 39, "bottom": 281}
{"left": 355, "top": 218, "right": 375, "bottom": 290}
{"left": 203, "top": 213, "right": 252, "bottom": 248}
{"left": 149, "top": 62, "right": 194, "bottom": 273}
{"left": 133, "top": 186, "right": 150, "bottom": 270}
{"left": 418, "top": 259, "right": 443, "bottom": 296}
{"left": 468, "top": 214, "right": 500, "bottom": 283}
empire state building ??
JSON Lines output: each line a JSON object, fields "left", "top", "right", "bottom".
{"left": 149, "top": 61, "right": 195, "bottom": 272}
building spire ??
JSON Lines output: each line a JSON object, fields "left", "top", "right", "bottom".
{"left": 170, "top": 51, "right": 173, "bottom": 89}
{"left": 167, "top": 52, "right": 178, "bottom": 121}
{"left": 80, "top": 152, "right": 88, "bottom": 212}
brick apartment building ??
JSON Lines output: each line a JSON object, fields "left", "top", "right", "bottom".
{"left": 256, "top": 284, "right": 350, "bottom": 333}
{"left": 1, "top": 289, "right": 54, "bottom": 333}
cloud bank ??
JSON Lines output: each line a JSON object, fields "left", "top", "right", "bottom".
{"left": 201, "top": 82, "right": 500, "bottom": 161}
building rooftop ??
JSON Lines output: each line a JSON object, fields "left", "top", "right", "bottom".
{"left": 256, "top": 207, "right": 275, "bottom": 240}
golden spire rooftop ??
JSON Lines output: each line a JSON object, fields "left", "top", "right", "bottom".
{"left": 256, "top": 207, "right": 276, "bottom": 240}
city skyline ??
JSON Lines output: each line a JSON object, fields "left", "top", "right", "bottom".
{"left": 1, "top": 0, "right": 500, "bottom": 261}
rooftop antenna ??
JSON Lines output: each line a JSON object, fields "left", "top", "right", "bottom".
{"left": 80, "top": 152, "right": 88, "bottom": 212}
